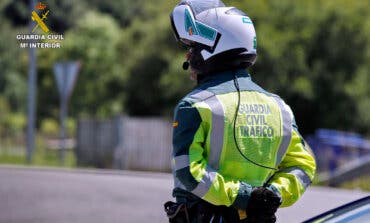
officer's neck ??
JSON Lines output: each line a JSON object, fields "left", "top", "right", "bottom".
{"left": 197, "top": 69, "right": 250, "bottom": 85}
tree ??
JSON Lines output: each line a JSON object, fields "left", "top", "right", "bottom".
{"left": 117, "top": 1, "right": 194, "bottom": 116}
{"left": 1, "top": 0, "right": 369, "bottom": 136}
{"left": 0, "top": 15, "right": 27, "bottom": 112}
{"left": 37, "top": 11, "right": 123, "bottom": 119}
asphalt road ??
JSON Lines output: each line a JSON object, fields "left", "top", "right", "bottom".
{"left": 0, "top": 165, "right": 368, "bottom": 223}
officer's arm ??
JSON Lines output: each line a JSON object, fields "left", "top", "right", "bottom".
{"left": 172, "top": 101, "right": 252, "bottom": 209}
{"left": 268, "top": 126, "right": 316, "bottom": 207}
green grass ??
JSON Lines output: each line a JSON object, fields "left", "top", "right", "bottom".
{"left": 0, "top": 136, "right": 76, "bottom": 168}
{"left": 0, "top": 153, "right": 25, "bottom": 164}
{"left": 340, "top": 174, "right": 370, "bottom": 191}
{"left": 0, "top": 148, "right": 76, "bottom": 167}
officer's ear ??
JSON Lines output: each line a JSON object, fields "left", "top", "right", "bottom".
{"left": 190, "top": 69, "right": 198, "bottom": 82}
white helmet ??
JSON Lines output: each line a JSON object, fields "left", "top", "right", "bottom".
{"left": 170, "top": 0, "right": 257, "bottom": 73}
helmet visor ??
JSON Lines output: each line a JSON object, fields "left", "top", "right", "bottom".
{"left": 179, "top": 0, "right": 225, "bottom": 15}
{"left": 170, "top": 2, "right": 222, "bottom": 50}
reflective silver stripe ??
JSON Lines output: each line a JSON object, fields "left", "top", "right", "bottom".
{"left": 186, "top": 90, "right": 224, "bottom": 197}
{"left": 190, "top": 90, "right": 214, "bottom": 101}
{"left": 174, "top": 155, "right": 189, "bottom": 171}
{"left": 204, "top": 96, "right": 225, "bottom": 170}
{"left": 190, "top": 90, "right": 225, "bottom": 170}
{"left": 192, "top": 166, "right": 217, "bottom": 197}
{"left": 174, "top": 176, "right": 187, "bottom": 190}
{"left": 173, "top": 90, "right": 214, "bottom": 192}
{"left": 274, "top": 97, "right": 292, "bottom": 166}
{"left": 282, "top": 166, "right": 311, "bottom": 189}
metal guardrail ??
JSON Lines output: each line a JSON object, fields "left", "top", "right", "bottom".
{"left": 45, "top": 138, "right": 76, "bottom": 150}
{"left": 307, "top": 129, "right": 370, "bottom": 174}
{"left": 318, "top": 156, "right": 370, "bottom": 186}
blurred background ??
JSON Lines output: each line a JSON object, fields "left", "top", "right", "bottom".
{"left": 0, "top": 0, "right": 370, "bottom": 192}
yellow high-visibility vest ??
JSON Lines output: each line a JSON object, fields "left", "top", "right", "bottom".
{"left": 172, "top": 69, "right": 316, "bottom": 209}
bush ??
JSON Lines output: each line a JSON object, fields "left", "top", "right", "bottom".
{"left": 40, "top": 118, "right": 59, "bottom": 138}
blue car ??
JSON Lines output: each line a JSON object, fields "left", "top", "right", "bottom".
{"left": 303, "top": 196, "right": 370, "bottom": 223}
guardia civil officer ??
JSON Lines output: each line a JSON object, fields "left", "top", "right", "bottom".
{"left": 164, "top": 1, "right": 316, "bottom": 222}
